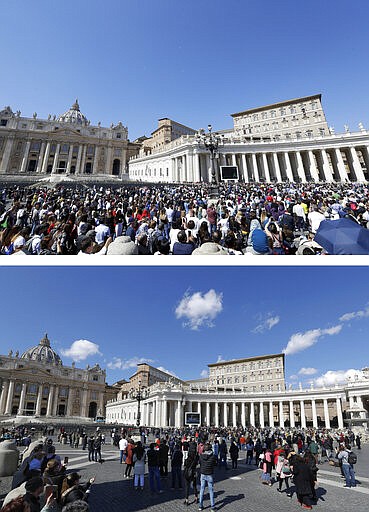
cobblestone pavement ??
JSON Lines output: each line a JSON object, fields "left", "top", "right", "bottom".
{"left": 1, "top": 441, "right": 368, "bottom": 512}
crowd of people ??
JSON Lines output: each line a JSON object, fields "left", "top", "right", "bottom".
{"left": 0, "top": 423, "right": 364, "bottom": 512}
{"left": 0, "top": 181, "right": 368, "bottom": 255}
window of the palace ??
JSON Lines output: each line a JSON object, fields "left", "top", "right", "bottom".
{"left": 280, "top": 107, "right": 286, "bottom": 116}
{"left": 43, "top": 387, "right": 49, "bottom": 397}
{"left": 60, "top": 144, "right": 69, "bottom": 154}
{"left": 21, "top": 123, "right": 27, "bottom": 129}
{"left": 93, "top": 375, "right": 99, "bottom": 381}
{"left": 261, "top": 112, "right": 267, "bottom": 120}
{"left": 319, "top": 128, "right": 325, "bottom": 136}
{"left": 271, "top": 110, "right": 276, "bottom": 118}
{"left": 59, "top": 388, "right": 68, "bottom": 397}
{"left": 27, "top": 384, "right": 37, "bottom": 395}
{"left": 15, "top": 383, "right": 22, "bottom": 395}
{"left": 116, "top": 133, "right": 121, "bottom": 139}
{"left": 0, "top": 119, "right": 8, "bottom": 126}
{"left": 31, "top": 141, "right": 41, "bottom": 151}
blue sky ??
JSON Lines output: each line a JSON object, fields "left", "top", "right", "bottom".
{"left": 1, "top": 0, "right": 369, "bottom": 139}
{"left": 1, "top": 266, "right": 368, "bottom": 387}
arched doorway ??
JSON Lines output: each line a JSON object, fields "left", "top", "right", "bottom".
{"left": 85, "top": 162, "right": 92, "bottom": 174}
{"left": 112, "top": 159, "right": 120, "bottom": 175}
{"left": 88, "top": 401, "right": 97, "bottom": 418}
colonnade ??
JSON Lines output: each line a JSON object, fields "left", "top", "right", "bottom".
{"left": 108, "top": 393, "right": 358, "bottom": 429}
{"left": 129, "top": 141, "right": 369, "bottom": 183}
{"left": 0, "top": 378, "right": 104, "bottom": 418}
{"left": 0, "top": 139, "right": 124, "bottom": 176}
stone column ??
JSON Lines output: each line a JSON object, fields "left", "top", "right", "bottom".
{"left": 187, "top": 152, "right": 194, "bottom": 182}
{"left": 300, "top": 400, "right": 306, "bottom": 428}
{"left": 295, "top": 152, "right": 307, "bottom": 182}
{"left": 336, "top": 397, "right": 344, "bottom": 429}
{"left": 162, "top": 398, "right": 168, "bottom": 427}
{"left": 251, "top": 154, "right": 259, "bottom": 181}
{"left": 283, "top": 153, "right": 294, "bottom": 181}
{"left": 20, "top": 141, "right": 31, "bottom": 172}
{"left": 66, "top": 389, "right": 74, "bottom": 417}
{"left": 66, "top": 145, "right": 74, "bottom": 174}
{"left": 231, "top": 154, "right": 237, "bottom": 167}
{"left": 334, "top": 148, "right": 349, "bottom": 182}
{"left": 106, "top": 146, "right": 113, "bottom": 174}
{"left": 206, "top": 402, "right": 211, "bottom": 426}
{"left": 81, "top": 146, "right": 87, "bottom": 174}
{"left": 259, "top": 402, "right": 265, "bottom": 428}
{"left": 18, "top": 383, "right": 27, "bottom": 415}
{"left": 279, "top": 401, "right": 284, "bottom": 428}
{"left": 320, "top": 149, "right": 334, "bottom": 182}
{"left": 51, "top": 144, "right": 60, "bottom": 174}
{"left": 323, "top": 398, "right": 331, "bottom": 429}
{"left": 36, "top": 142, "right": 46, "bottom": 173}
{"left": 250, "top": 402, "right": 255, "bottom": 426}
{"left": 262, "top": 153, "right": 271, "bottom": 182}
{"left": 52, "top": 386, "right": 59, "bottom": 416}
{"left": 177, "top": 400, "right": 182, "bottom": 427}
{"left": 5, "top": 380, "right": 15, "bottom": 415}
{"left": 35, "top": 385, "right": 43, "bottom": 415}
{"left": 289, "top": 401, "right": 295, "bottom": 428}
{"left": 75, "top": 145, "right": 83, "bottom": 174}
{"left": 0, "top": 380, "right": 9, "bottom": 414}
{"left": 41, "top": 142, "right": 51, "bottom": 173}
{"left": 223, "top": 402, "right": 228, "bottom": 427}
{"left": 92, "top": 146, "right": 99, "bottom": 174}
{"left": 349, "top": 146, "right": 366, "bottom": 181}
{"left": 214, "top": 402, "right": 219, "bottom": 427}
{"left": 241, "top": 154, "right": 248, "bottom": 182}
{"left": 46, "top": 385, "right": 54, "bottom": 416}
{"left": 192, "top": 154, "right": 199, "bottom": 182}
{"left": 232, "top": 402, "right": 237, "bottom": 427}
{"left": 269, "top": 401, "right": 274, "bottom": 427}
{"left": 307, "top": 151, "right": 320, "bottom": 182}
{"left": 241, "top": 402, "right": 246, "bottom": 427}
{"left": 0, "top": 138, "right": 14, "bottom": 173}
{"left": 311, "top": 399, "right": 318, "bottom": 428}
{"left": 272, "top": 153, "right": 282, "bottom": 182}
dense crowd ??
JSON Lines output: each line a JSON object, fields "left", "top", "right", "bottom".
{"left": 0, "top": 424, "right": 363, "bottom": 512}
{"left": 0, "top": 182, "right": 368, "bottom": 255}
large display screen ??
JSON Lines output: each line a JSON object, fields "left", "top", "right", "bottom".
{"left": 220, "top": 165, "right": 239, "bottom": 180}
{"left": 185, "top": 412, "right": 201, "bottom": 425}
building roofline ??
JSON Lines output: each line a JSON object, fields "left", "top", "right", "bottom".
{"left": 208, "top": 353, "right": 285, "bottom": 368}
{"left": 231, "top": 94, "right": 322, "bottom": 118}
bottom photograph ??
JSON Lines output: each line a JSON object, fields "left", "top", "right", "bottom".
{"left": 0, "top": 265, "right": 367, "bottom": 512}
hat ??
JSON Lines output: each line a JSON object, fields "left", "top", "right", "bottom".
{"left": 192, "top": 242, "right": 229, "bottom": 255}
{"left": 107, "top": 236, "right": 138, "bottom": 255}
{"left": 25, "top": 476, "right": 44, "bottom": 493}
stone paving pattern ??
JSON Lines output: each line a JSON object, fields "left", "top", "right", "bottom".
{"left": 1, "top": 439, "right": 368, "bottom": 512}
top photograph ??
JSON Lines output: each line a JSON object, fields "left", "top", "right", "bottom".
{"left": 1, "top": 0, "right": 369, "bottom": 256}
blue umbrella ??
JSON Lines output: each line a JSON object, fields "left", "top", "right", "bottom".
{"left": 314, "top": 218, "right": 369, "bottom": 255}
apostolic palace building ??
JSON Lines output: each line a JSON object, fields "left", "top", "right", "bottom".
{"left": 0, "top": 334, "right": 116, "bottom": 422}
{"left": 1, "top": 93, "right": 369, "bottom": 184}
{"left": 106, "top": 354, "right": 369, "bottom": 431}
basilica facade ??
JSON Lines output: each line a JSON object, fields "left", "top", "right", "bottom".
{"left": 0, "top": 101, "right": 139, "bottom": 182}
{"left": 0, "top": 334, "right": 116, "bottom": 422}
{"left": 106, "top": 354, "right": 369, "bottom": 430}
{"left": 128, "top": 94, "right": 369, "bottom": 183}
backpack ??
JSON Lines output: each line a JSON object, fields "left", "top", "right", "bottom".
{"left": 348, "top": 451, "right": 357, "bottom": 465}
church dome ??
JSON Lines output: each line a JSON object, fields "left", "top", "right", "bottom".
{"left": 57, "top": 99, "right": 88, "bottom": 125}
{"left": 21, "top": 334, "right": 63, "bottom": 365}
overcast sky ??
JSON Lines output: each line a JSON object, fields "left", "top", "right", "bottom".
{"left": 1, "top": 0, "right": 369, "bottom": 139}
{"left": 1, "top": 266, "right": 368, "bottom": 388}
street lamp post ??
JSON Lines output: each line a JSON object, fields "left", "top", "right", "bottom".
{"left": 196, "top": 124, "right": 223, "bottom": 196}
{"left": 129, "top": 380, "right": 148, "bottom": 427}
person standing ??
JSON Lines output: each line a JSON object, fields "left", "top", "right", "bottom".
{"left": 147, "top": 443, "right": 162, "bottom": 494}
{"left": 171, "top": 443, "right": 183, "bottom": 489}
{"left": 119, "top": 435, "right": 128, "bottom": 464}
{"left": 337, "top": 445, "right": 356, "bottom": 488}
{"left": 183, "top": 449, "right": 199, "bottom": 505}
{"left": 229, "top": 441, "right": 239, "bottom": 469}
{"left": 198, "top": 443, "right": 217, "bottom": 512}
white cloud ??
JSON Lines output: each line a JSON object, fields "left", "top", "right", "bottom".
{"left": 200, "top": 369, "right": 209, "bottom": 378}
{"left": 314, "top": 369, "right": 364, "bottom": 388}
{"left": 252, "top": 314, "right": 280, "bottom": 334}
{"left": 298, "top": 367, "right": 318, "bottom": 376}
{"left": 282, "top": 325, "right": 342, "bottom": 355}
{"left": 61, "top": 339, "right": 101, "bottom": 362}
{"left": 107, "top": 356, "right": 154, "bottom": 370}
{"left": 175, "top": 289, "right": 223, "bottom": 330}
{"left": 339, "top": 304, "right": 369, "bottom": 322}
{"left": 289, "top": 374, "right": 298, "bottom": 380}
